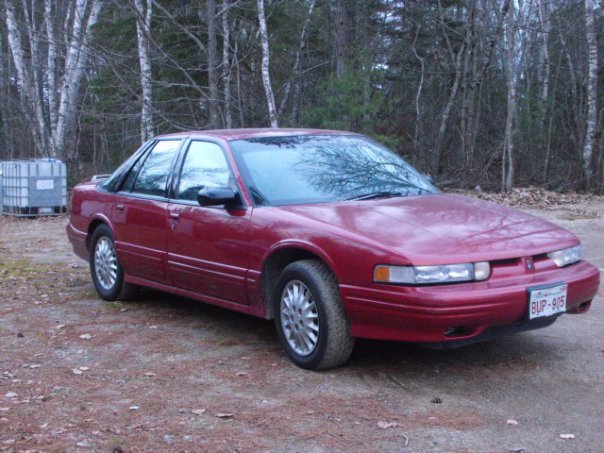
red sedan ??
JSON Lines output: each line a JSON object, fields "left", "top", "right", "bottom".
{"left": 67, "top": 129, "right": 600, "bottom": 370}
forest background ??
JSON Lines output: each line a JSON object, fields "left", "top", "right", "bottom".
{"left": 0, "top": 0, "right": 602, "bottom": 192}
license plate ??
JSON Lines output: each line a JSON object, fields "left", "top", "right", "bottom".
{"left": 528, "top": 283, "right": 567, "bottom": 319}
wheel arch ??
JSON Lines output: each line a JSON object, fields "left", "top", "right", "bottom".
{"left": 261, "top": 243, "right": 339, "bottom": 320}
{"left": 85, "top": 214, "right": 113, "bottom": 251}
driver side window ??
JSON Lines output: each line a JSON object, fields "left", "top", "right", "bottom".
{"left": 177, "top": 141, "right": 233, "bottom": 201}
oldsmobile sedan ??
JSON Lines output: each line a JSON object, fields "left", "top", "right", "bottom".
{"left": 67, "top": 129, "right": 600, "bottom": 370}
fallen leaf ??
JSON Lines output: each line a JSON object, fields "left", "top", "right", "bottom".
{"left": 4, "top": 392, "right": 17, "bottom": 399}
{"left": 79, "top": 366, "right": 90, "bottom": 371}
{"left": 71, "top": 369, "right": 83, "bottom": 375}
{"left": 79, "top": 334, "right": 92, "bottom": 340}
{"left": 506, "top": 419, "right": 519, "bottom": 426}
{"left": 377, "top": 421, "right": 399, "bottom": 429}
{"left": 559, "top": 433, "right": 575, "bottom": 440}
{"left": 129, "top": 406, "right": 140, "bottom": 411}
{"left": 215, "top": 413, "right": 233, "bottom": 419}
{"left": 192, "top": 409, "right": 206, "bottom": 415}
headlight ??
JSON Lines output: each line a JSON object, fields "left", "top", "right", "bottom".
{"left": 547, "top": 245, "right": 582, "bottom": 267}
{"left": 374, "top": 262, "right": 490, "bottom": 285}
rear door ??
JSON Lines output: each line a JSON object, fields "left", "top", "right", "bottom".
{"left": 112, "top": 139, "right": 182, "bottom": 284}
{"left": 167, "top": 140, "right": 251, "bottom": 305}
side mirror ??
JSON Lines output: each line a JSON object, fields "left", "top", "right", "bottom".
{"left": 197, "top": 187, "right": 240, "bottom": 207}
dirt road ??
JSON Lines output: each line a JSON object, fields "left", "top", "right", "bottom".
{"left": 0, "top": 196, "right": 603, "bottom": 452}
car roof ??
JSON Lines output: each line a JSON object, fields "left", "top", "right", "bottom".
{"left": 156, "top": 128, "right": 359, "bottom": 141}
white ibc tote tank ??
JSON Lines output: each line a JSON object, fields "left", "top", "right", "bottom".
{"left": 1, "top": 159, "right": 67, "bottom": 217}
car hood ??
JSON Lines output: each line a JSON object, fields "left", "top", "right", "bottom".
{"left": 275, "top": 194, "right": 578, "bottom": 265}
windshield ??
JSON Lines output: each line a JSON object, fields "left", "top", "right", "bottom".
{"left": 230, "top": 134, "right": 438, "bottom": 206}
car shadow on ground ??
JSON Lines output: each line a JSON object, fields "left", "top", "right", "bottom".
{"left": 121, "top": 288, "right": 558, "bottom": 376}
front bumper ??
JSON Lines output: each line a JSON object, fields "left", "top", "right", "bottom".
{"left": 340, "top": 261, "right": 600, "bottom": 344}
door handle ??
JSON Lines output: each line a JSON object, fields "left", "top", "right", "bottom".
{"left": 169, "top": 212, "right": 179, "bottom": 230}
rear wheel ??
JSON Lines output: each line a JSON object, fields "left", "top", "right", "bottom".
{"left": 274, "top": 260, "right": 354, "bottom": 370}
{"left": 89, "top": 224, "right": 138, "bottom": 301}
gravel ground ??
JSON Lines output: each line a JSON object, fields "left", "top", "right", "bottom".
{"left": 0, "top": 197, "right": 602, "bottom": 453}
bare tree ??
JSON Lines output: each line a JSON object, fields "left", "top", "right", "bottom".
{"left": 221, "top": 0, "right": 233, "bottom": 129}
{"left": 583, "top": 0, "right": 598, "bottom": 187}
{"left": 205, "top": 0, "right": 220, "bottom": 128}
{"left": 134, "top": 0, "right": 154, "bottom": 143}
{"left": 133, "top": 0, "right": 154, "bottom": 142}
{"left": 335, "top": 0, "right": 354, "bottom": 77}
{"left": 432, "top": 0, "right": 467, "bottom": 174}
{"left": 0, "top": 19, "right": 13, "bottom": 157}
{"left": 501, "top": 0, "right": 516, "bottom": 191}
{"left": 4, "top": 0, "right": 101, "bottom": 159}
{"left": 278, "top": 0, "right": 316, "bottom": 121}
{"left": 257, "top": 0, "right": 278, "bottom": 128}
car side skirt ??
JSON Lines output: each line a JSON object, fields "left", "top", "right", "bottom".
{"left": 124, "top": 274, "right": 266, "bottom": 318}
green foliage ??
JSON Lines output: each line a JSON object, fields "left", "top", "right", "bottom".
{"left": 303, "top": 71, "right": 383, "bottom": 133}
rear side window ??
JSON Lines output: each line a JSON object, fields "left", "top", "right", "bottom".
{"left": 130, "top": 140, "right": 181, "bottom": 196}
{"left": 176, "top": 141, "right": 232, "bottom": 201}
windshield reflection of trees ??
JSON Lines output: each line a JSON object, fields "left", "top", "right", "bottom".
{"left": 300, "top": 142, "right": 433, "bottom": 198}
{"left": 246, "top": 135, "right": 434, "bottom": 200}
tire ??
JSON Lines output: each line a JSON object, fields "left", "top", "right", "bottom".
{"left": 273, "top": 259, "right": 354, "bottom": 370}
{"left": 89, "top": 224, "right": 138, "bottom": 301}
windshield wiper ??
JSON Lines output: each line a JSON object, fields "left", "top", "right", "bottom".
{"left": 345, "top": 191, "right": 402, "bottom": 201}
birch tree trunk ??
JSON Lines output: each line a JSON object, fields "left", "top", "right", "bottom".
{"left": 257, "top": 0, "right": 278, "bottom": 128}
{"left": 45, "top": 0, "right": 58, "bottom": 134}
{"left": 411, "top": 26, "right": 425, "bottom": 152}
{"left": 4, "top": 0, "right": 50, "bottom": 155}
{"left": 221, "top": 0, "right": 233, "bottom": 129}
{"left": 582, "top": 0, "right": 598, "bottom": 188}
{"left": 133, "top": 0, "right": 154, "bottom": 143}
{"left": 55, "top": 0, "right": 101, "bottom": 160}
{"left": 4, "top": 0, "right": 101, "bottom": 160}
{"left": 502, "top": 0, "right": 519, "bottom": 192}
{"left": 206, "top": 0, "right": 220, "bottom": 128}
{"left": 536, "top": 0, "right": 550, "bottom": 172}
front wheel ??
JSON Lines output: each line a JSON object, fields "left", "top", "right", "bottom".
{"left": 89, "top": 224, "right": 138, "bottom": 301}
{"left": 274, "top": 260, "right": 354, "bottom": 370}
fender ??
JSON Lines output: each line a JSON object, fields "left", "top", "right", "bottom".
{"left": 262, "top": 239, "right": 340, "bottom": 280}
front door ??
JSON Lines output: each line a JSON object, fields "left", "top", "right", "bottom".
{"left": 112, "top": 139, "right": 182, "bottom": 284}
{"left": 167, "top": 140, "right": 251, "bottom": 305}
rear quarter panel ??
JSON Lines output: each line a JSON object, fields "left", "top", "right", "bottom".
{"left": 68, "top": 182, "right": 114, "bottom": 258}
